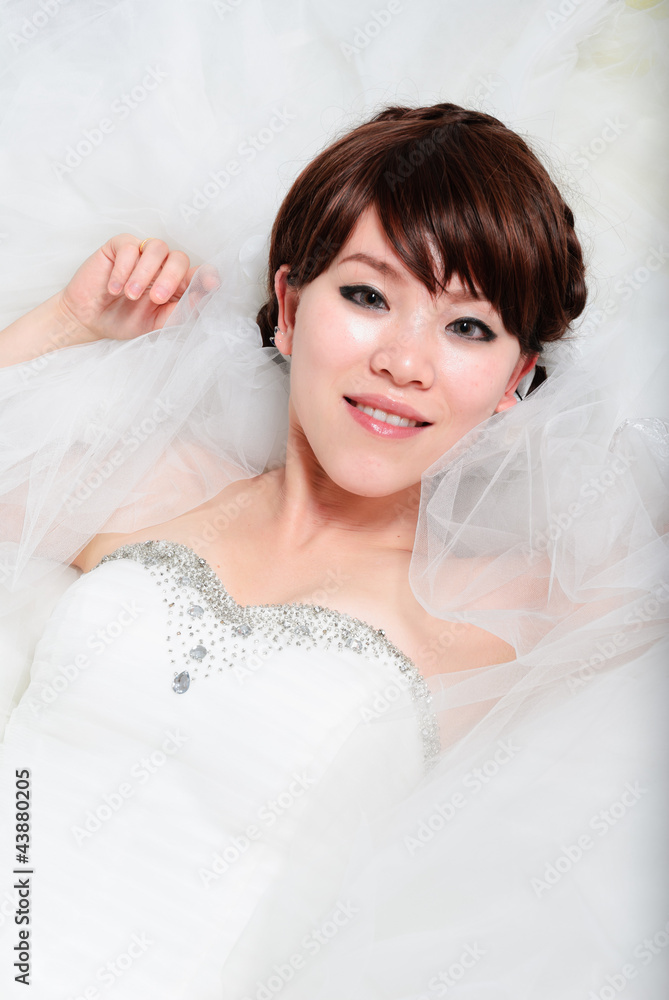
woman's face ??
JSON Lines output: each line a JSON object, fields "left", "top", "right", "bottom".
{"left": 275, "top": 207, "right": 536, "bottom": 498}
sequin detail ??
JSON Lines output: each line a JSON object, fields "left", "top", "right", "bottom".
{"left": 97, "top": 539, "right": 440, "bottom": 767}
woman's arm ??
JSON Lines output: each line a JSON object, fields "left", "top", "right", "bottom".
{"left": 0, "top": 292, "right": 101, "bottom": 367}
{"left": 0, "top": 234, "right": 196, "bottom": 368}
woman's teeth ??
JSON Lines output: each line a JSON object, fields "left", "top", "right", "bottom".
{"left": 352, "top": 400, "right": 419, "bottom": 427}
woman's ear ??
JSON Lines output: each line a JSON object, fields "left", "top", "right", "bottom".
{"left": 494, "top": 352, "right": 539, "bottom": 413}
{"left": 274, "top": 265, "right": 299, "bottom": 356}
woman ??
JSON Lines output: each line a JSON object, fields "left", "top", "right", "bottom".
{"left": 0, "top": 104, "right": 665, "bottom": 998}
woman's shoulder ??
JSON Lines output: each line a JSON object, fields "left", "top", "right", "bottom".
{"left": 71, "top": 469, "right": 272, "bottom": 573}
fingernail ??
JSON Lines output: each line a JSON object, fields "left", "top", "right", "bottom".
{"left": 153, "top": 285, "right": 168, "bottom": 301}
{"left": 127, "top": 282, "right": 141, "bottom": 298}
{"left": 109, "top": 280, "right": 122, "bottom": 294}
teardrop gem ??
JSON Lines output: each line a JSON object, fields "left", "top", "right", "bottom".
{"left": 172, "top": 670, "right": 191, "bottom": 694}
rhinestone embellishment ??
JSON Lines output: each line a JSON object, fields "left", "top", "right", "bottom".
{"left": 172, "top": 670, "right": 191, "bottom": 694}
{"left": 97, "top": 540, "right": 441, "bottom": 767}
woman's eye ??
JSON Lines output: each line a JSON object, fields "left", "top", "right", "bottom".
{"left": 340, "top": 285, "right": 388, "bottom": 310}
{"left": 447, "top": 317, "right": 496, "bottom": 342}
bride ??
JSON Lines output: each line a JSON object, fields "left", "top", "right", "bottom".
{"left": 0, "top": 103, "right": 666, "bottom": 999}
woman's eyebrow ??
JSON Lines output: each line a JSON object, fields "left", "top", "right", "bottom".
{"left": 337, "top": 251, "right": 406, "bottom": 282}
{"left": 445, "top": 286, "right": 484, "bottom": 304}
{"left": 337, "top": 252, "right": 487, "bottom": 306}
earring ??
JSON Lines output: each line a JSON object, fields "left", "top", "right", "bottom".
{"left": 269, "top": 325, "right": 279, "bottom": 347}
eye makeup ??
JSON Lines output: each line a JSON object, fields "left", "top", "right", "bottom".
{"left": 340, "top": 285, "right": 498, "bottom": 341}
{"left": 339, "top": 284, "right": 388, "bottom": 310}
{"left": 445, "top": 317, "right": 497, "bottom": 342}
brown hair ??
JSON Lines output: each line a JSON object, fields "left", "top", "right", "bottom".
{"left": 256, "top": 103, "right": 586, "bottom": 366}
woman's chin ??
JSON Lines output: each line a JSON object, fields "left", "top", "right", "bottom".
{"left": 320, "top": 460, "right": 420, "bottom": 500}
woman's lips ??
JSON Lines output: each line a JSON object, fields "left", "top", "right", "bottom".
{"left": 345, "top": 393, "right": 430, "bottom": 424}
{"left": 343, "top": 396, "right": 430, "bottom": 438}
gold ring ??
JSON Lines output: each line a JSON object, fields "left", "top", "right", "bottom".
{"left": 138, "top": 237, "right": 155, "bottom": 254}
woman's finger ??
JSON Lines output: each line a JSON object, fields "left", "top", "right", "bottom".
{"left": 148, "top": 250, "right": 192, "bottom": 304}
{"left": 123, "top": 238, "right": 170, "bottom": 300}
{"left": 106, "top": 236, "right": 143, "bottom": 295}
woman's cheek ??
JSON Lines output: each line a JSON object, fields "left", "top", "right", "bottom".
{"left": 446, "top": 354, "right": 513, "bottom": 418}
{"left": 296, "top": 301, "right": 350, "bottom": 366}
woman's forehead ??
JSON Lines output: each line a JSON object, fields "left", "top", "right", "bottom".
{"left": 331, "top": 207, "right": 489, "bottom": 306}
{"left": 332, "top": 206, "right": 398, "bottom": 263}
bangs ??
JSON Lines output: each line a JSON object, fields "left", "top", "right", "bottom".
{"left": 368, "top": 127, "right": 555, "bottom": 346}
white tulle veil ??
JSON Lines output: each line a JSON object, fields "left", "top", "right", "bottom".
{"left": 0, "top": 0, "right": 667, "bottom": 994}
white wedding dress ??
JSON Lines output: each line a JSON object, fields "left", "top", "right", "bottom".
{"left": 1, "top": 531, "right": 666, "bottom": 999}
{"left": 1, "top": 539, "right": 437, "bottom": 998}
{"left": 0, "top": 0, "right": 667, "bottom": 997}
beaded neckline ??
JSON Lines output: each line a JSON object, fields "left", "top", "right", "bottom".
{"left": 94, "top": 539, "right": 441, "bottom": 766}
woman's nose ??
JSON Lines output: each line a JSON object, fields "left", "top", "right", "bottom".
{"left": 369, "top": 323, "right": 436, "bottom": 388}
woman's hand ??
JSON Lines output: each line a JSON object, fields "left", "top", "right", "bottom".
{"left": 58, "top": 234, "right": 199, "bottom": 342}
{"left": 0, "top": 234, "right": 221, "bottom": 369}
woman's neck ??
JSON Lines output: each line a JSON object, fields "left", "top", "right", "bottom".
{"left": 266, "top": 428, "right": 421, "bottom": 554}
